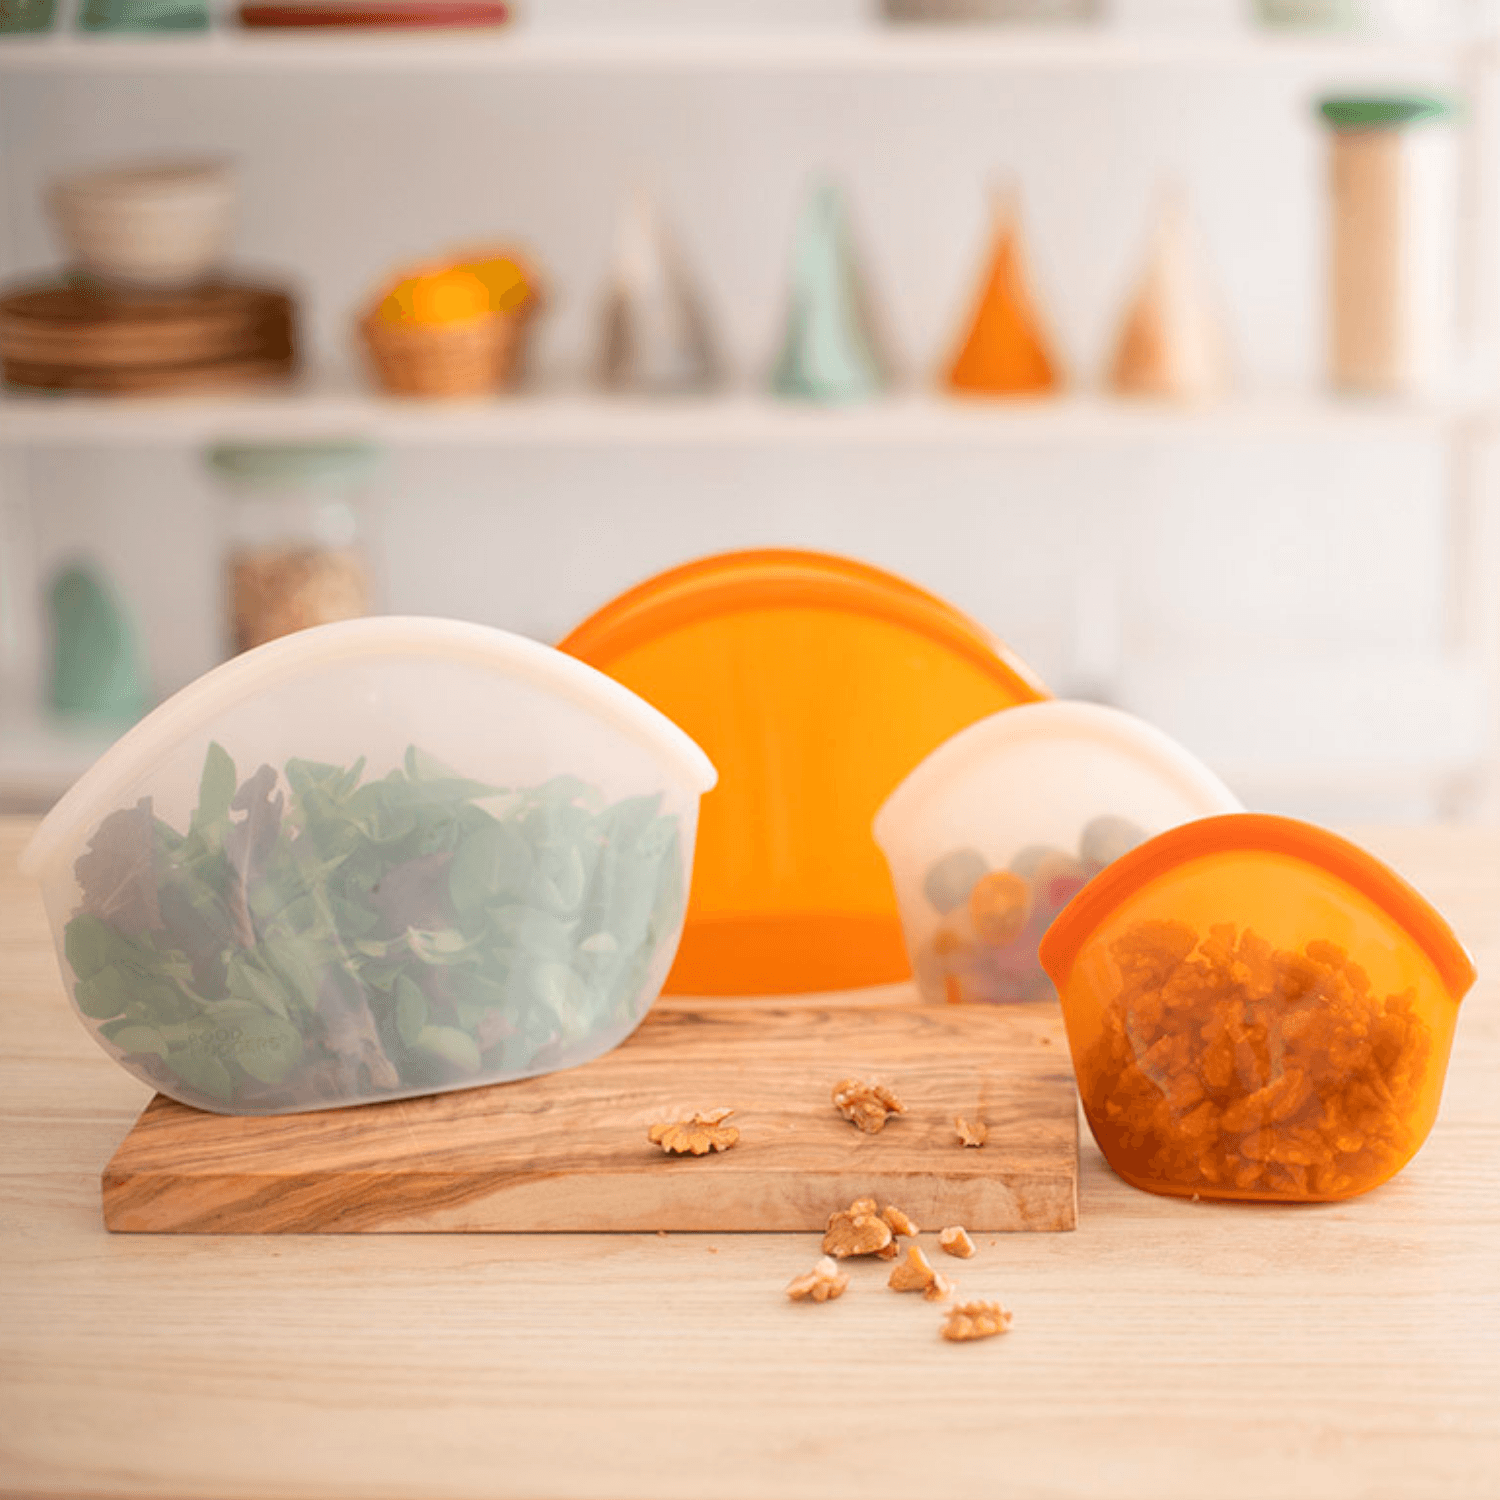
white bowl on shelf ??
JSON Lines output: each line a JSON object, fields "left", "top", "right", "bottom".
{"left": 47, "top": 159, "right": 236, "bottom": 291}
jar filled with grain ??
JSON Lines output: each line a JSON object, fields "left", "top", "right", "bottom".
{"left": 208, "top": 440, "right": 378, "bottom": 656}
{"left": 1320, "top": 94, "right": 1458, "bottom": 397}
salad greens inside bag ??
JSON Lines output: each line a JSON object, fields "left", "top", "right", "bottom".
{"left": 62, "top": 742, "right": 684, "bottom": 1113}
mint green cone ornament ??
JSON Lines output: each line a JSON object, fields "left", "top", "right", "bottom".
{"left": 770, "top": 182, "right": 887, "bottom": 405}
{"left": 47, "top": 563, "right": 149, "bottom": 724}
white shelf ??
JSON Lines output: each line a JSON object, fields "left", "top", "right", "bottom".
{"left": 0, "top": 384, "right": 1485, "bottom": 447}
{"left": 0, "top": 25, "right": 1483, "bottom": 74}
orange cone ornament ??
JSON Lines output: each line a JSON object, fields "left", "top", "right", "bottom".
{"left": 944, "top": 195, "right": 1061, "bottom": 396}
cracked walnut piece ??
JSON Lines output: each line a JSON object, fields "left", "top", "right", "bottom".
{"left": 881, "top": 1204, "right": 920, "bottom": 1238}
{"left": 787, "top": 1257, "right": 849, "bottom": 1303}
{"left": 954, "top": 1116, "right": 989, "bottom": 1148}
{"left": 647, "top": 1108, "right": 740, "bottom": 1156}
{"left": 939, "top": 1226, "right": 976, "bottom": 1259}
{"left": 887, "top": 1246, "right": 954, "bottom": 1300}
{"left": 823, "top": 1209, "right": 894, "bottom": 1259}
{"left": 941, "top": 1301, "right": 1013, "bottom": 1342}
{"left": 832, "top": 1078, "right": 907, "bottom": 1134}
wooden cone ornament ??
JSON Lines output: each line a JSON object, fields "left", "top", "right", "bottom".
{"left": 770, "top": 181, "right": 886, "bottom": 404}
{"left": 945, "top": 195, "right": 1060, "bottom": 396}
{"left": 597, "top": 189, "right": 719, "bottom": 393}
{"left": 1109, "top": 194, "right": 1229, "bottom": 401}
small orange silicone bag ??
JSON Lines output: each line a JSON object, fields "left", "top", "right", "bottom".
{"left": 1039, "top": 813, "right": 1475, "bottom": 1202}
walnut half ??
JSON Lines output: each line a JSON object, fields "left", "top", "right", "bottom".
{"left": 941, "top": 1300, "right": 1013, "bottom": 1342}
{"left": 647, "top": 1108, "right": 739, "bottom": 1156}
{"left": 833, "top": 1078, "right": 907, "bottom": 1134}
{"left": 822, "top": 1200, "right": 888, "bottom": 1260}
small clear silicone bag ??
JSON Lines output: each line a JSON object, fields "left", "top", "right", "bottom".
{"left": 873, "top": 701, "right": 1241, "bottom": 1006}
{"left": 1038, "top": 813, "right": 1475, "bottom": 1202}
{"left": 20, "top": 617, "right": 716, "bottom": 1116}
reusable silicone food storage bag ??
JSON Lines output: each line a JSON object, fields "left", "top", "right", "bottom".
{"left": 1038, "top": 813, "right": 1475, "bottom": 1202}
{"left": 20, "top": 617, "right": 716, "bottom": 1116}
{"left": 559, "top": 548, "right": 1048, "bottom": 995}
{"left": 873, "top": 701, "right": 1240, "bottom": 1006}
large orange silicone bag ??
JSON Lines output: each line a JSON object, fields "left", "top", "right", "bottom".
{"left": 558, "top": 549, "right": 1048, "bottom": 994}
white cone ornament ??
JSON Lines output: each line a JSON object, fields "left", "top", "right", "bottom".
{"left": 597, "top": 190, "right": 720, "bottom": 394}
{"left": 1109, "top": 192, "right": 1230, "bottom": 402}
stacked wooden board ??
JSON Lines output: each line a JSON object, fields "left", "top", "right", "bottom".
{"left": 0, "top": 279, "right": 296, "bottom": 393}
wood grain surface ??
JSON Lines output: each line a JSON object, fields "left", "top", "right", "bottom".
{"left": 101, "top": 1001, "right": 1077, "bottom": 1233}
{"left": 4, "top": 818, "right": 1499, "bottom": 1500}
{"left": 0, "top": 279, "right": 296, "bottom": 392}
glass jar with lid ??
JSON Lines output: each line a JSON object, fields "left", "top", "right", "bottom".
{"left": 207, "top": 440, "right": 379, "bottom": 656}
{"left": 1319, "top": 94, "right": 1458, "bottom": 397}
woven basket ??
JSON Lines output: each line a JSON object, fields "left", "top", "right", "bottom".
{"left": 358, "top": 258, "right": 540, "bottom": 397}
{"left": 359, "top": 311, "right": 497, "bottom": 397}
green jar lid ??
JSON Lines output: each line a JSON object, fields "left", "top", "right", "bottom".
{"left": 207, "top": 440, "right": 381, "bottom": 489}
{"left": 1319, "top": 94, "right": 1456, "bottom": 131}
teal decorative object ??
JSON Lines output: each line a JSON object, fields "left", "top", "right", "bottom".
{"left": 770, "top": 182, "right": 887, "bottom": 405}
{"left": 47, "top": 563, "right": 149, "bottom": 724}
{"left": 78, "top": 0, "right": 208, "bottom": 30}
{"left": 0, "top": 0, "right": 56, "bottom": 32}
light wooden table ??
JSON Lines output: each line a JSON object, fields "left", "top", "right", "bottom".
{"left": 3, "top": 816, "right": 1498, "bottom": 1500}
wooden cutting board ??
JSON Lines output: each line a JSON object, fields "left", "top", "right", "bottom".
{"left": 101, "top": 998, "right": 1078, "bottom": 1234}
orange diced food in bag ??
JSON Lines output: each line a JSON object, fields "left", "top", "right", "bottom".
{"left": 1082, "top": 921, "right": 1433, "bottom": 1200}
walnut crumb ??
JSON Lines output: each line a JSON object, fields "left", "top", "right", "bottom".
{"left": 954, "top": 1116, "right": 988, "bottom": 1148}
{"left": 941, "top": 1300, "right": 1013, "bottom": 1342}
{"left": 647, "top": 1108, "right": 739, "bottom": 1156}
{"left": 876, "top": 1238, "right": 900, "bottom": 1260}
{"left": 888, "top": 1245, "right": 938, "bottom": 1293}
{"left": 832, "top": 1078, "right": 906, "bottom": 1134}
{"left": 881, "top": 1204, "right": 920, "bottom": 1238}
{"left": 787, "top": 1256, "right": 849, "bottom": 1303}
{"left": 939, "top": 1226, "right": 975, "bottom": 1259}
{"left": 822, "top": 1208, "right": 894, "bottom": 1259}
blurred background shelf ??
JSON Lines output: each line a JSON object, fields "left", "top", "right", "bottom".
{"left": 0, "top": 706, "right": 123, "bottom": 811}
{"left": 0, "top": 386, "right": 1486, "bottom": 447}
{"left": 0, "top": 25, "right": 1487, "bottom": 74}
{"left": 4, "top": 0, "right": 1500, "bottom": 824}
{"left": 1, "top": 649, "right": 1483, "bottom": 815}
